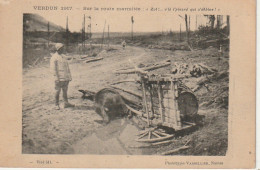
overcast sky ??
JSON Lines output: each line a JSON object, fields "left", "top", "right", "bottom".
{"left": 41, "top": 13, "right": 217, "bottom": 33}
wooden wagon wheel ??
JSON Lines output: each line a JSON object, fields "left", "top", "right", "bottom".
{"left": 135, "top": 127, "right": 174, "bottom": 143}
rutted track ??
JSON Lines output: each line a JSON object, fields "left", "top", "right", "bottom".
{"left": 22, "top": 44, "right": 228, "bottom": 155}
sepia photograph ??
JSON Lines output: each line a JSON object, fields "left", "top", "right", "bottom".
{"left": 0, "top": 0, "right": 256, "bottom": 168}
{"left": 22, "top": 13, "right": 229, "bottom": 155}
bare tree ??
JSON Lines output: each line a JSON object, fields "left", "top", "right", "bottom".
{"left": 66, "top": 16, "right": 69, "bottom": 52}
{"left": 47, "top": 22, "right": 50, "bottom": 48}
{"left": 209, "top": 15, "right": 215, "bottom": 29}
{"left": 216, "top": 15, "right": 221, "bottom": 29}
{"left": 226, "top": 16, "right": 230, "bottom": 35}
{"left": 179, "top": 24, "right": 182, "bottom": 42}
{"left": 185, "top": 14, "right": 189, "bottom": 43}
{"left": 82, "top": 15, "right": 85, "bottom": 53}
{"left": 204, "top": 15, "right": 216, "bottom": 29}
{"left": 189, "top": 15, "right": 191, "bottom": 32}
{"left": 107, "top": 25, "right": 110, "bottom": 48}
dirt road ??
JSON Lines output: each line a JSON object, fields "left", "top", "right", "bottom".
{"left": 23, "top": 45, "right": 162, "bottom": 154}
{"left": 22, "top": 44, "right": 228, "bottom": 155}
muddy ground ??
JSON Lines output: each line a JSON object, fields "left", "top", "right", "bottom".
{"left": 22, "top": 44, "right": 228, "bottom": 155}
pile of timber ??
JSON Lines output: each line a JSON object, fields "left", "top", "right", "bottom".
{"left": 171, "top": 62, "right": 217, "bottom": 78}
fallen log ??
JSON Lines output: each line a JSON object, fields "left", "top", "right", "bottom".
{"left": 115, "top": 61, "right": 171, "bottom": 74}
{"left": 85, "top": 57, "right": 103, "bottom": 63}
{"left": 161, "top": 145, "right": 190, "bottom": 155}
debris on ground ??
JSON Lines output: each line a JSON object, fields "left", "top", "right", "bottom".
{"left": 171, "top": 62, "right": 217, "bottom": 77}
{"left": 85, "top": 57, "right": 103, "bottom": 63}
{"left": 23, "top": 32, "right": 229, "bottom": 155}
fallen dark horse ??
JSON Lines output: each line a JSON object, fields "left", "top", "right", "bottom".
{"left": 79, "top": 88, "right": 129, "bottom": 124}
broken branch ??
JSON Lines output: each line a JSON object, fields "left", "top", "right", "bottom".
{"left": 161, "top": 145, "right": 190, "bottom": 155}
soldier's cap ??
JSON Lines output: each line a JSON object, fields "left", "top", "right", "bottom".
{"left": 55, "top": 43, "right": 64, "bottom": 51}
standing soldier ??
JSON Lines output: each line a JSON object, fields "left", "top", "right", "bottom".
{"left": 50, "top": 43, "right": 74, "bottom": 110}
{"left": 121, "top": 40, "right": 126, "bottom": 49}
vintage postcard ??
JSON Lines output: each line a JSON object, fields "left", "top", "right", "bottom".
{"left": 0, "top": 0, "right": 256, "bottom": 168}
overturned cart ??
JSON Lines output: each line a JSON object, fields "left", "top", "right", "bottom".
{"left": 119, "top": 72, "right": 199, "bottom": 143}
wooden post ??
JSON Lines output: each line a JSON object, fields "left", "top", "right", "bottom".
{"left": 148, "top": 84, "right": 155, "bottom": 118}
{"left": 141, "top": 79, "right": 150, "bottom": 126}
{"left": 216, "top": 15, "right": 221, "bottom": 29}
{"left": 169, "top": 81, "right": 177, "bottom": 127}
{"left": 66, "top": 16, "right": 69, "bottom": 52}
{"left": 131, "top": 16, "right": 134, "bottom": 40}
{"left": 131, "top": 18, "right": 133, "bottom": 40}
{"left": 227, "top": 16, "right": 230, "bottom": 35}
{"left": 179, "top": 24, "right": 182, "bottom": 42}
{"left": 47, "top": 22, "right": 50, "bottom": 48}
{"left": 174, "top": 82, "right": 181, "bottom": 127}
{"left": 209, "top": 15, "right": 215, "bottom": 29}
{"left": 89, "top": 16, "right": 92, "bottom": 39}
{"left": 84, "top": 15, "right": 86, "bottom": 52}
{"left": 185, "top": 14, "right": 189, "bottom": 43}
{"left": 157, "top": 83, "right": 164, "bottom": 123}
{"left": 88, "top": 16, "right": 92, "bottom": 54}
{"left": 107, "top": 25, "right": 110, "bottom": 48}
{"left": 82, "top": 15, "right": 85, "bottom": 54}
{"left": 188, "top": 15, "right": 191, "bottom": 34}
{"left": 164, "top": 88, "right": 169, "bottom": 123}
{"left": 101, "top": 20, "right": 106, "bottom": 49}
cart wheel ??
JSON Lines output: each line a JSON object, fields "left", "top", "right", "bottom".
{"left": 136, "top": 128, "right": 174, "bottom": 143}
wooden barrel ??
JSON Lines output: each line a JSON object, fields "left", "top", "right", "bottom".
{"left": 177, "top": 91, "right": 198, "bottom": 121}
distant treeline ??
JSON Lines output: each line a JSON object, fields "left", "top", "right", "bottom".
{"left": 24, "top": 31, "right": 84, "bottom": 44}
{"left": 23, "top": 31, "right": 167, "bottom": 46}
